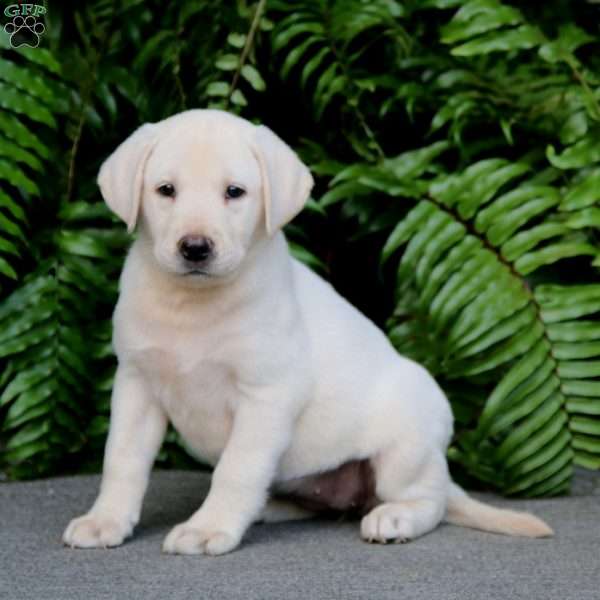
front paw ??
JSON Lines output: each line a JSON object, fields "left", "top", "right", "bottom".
{"left": 162, "top": 522, "right": 240, "bottom": 556}
{"left": 63, "top": 513, "right": 132, "bottom": 549}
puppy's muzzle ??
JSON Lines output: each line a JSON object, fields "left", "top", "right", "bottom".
{"left": 178, "top": 235, "right": 215, "bottom": 264}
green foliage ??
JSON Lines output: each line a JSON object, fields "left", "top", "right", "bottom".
{"left": 269, "top": 0, "right": 600, "bottom": 495}
{"left": 382, "top": 161, "right": 600, "bottom": 495}
{"left": 0, "top": 0, "right": 599, "bottom": 494}
{"left": 0, "top": 34, "right": 58, "bottom": 281}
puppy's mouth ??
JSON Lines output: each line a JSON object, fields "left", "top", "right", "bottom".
{"left": 182, "top": 268, "right": 213, "bottom": 278}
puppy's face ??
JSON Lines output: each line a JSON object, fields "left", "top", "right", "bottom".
{"left": 98, "top": 110, "right": 314, "bottom": 284}
{"left": 141, "top": 128, "right": 263, "bottom": 280}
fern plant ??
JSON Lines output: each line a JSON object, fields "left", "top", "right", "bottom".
{"left": 0, "top": 31, "right": 74, "bottom": 477}
{"left": 0, "top": 8, "right": 133, "bottom": 477}
{"left": 268, "top": 0, "right": 600, "bottom": 495}
{"left": 0, "top": 0, "right": 280, "bottom": 478}
{"left": 0, "top": 34, "right": 59, "bottom": 282}
{"left": 1, "top": 0, "right": 599, "bottom": 494}
{"left": 382, "top": 158, "right": 600, "bottom": 495}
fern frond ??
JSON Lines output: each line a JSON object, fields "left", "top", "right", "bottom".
{"left": 0, "top": 203, "right": 125, "bottom": 478}
{"left": 0, "top": 37, "right": 63, "bottom": 283}
{"left": 269, "top": 0, "right": 407, "bottom": 156}
{"left": 381, "top": 157, "right": 599, "bottom": 496}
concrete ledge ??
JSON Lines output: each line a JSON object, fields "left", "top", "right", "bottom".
{"left": 1, "top": 470, "right": 598, "bottom": 600}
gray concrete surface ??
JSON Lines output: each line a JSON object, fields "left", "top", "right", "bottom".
{"left": 1, "top": 469, "right": 599, "bottom": 600}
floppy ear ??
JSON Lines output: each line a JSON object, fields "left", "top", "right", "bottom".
{"left": 97, "top": 123, "right": 160, "bottom": 233}
{"left": 253, "top": 125, "right": 314, "bottom": 236}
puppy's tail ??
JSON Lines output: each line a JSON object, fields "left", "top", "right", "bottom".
{"left": 444, "top": 482, "right": 553, "bottom": 538}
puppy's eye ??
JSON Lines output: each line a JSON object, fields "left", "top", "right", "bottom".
{"left": 157, "top": 183, "right": 176, "bottom": 198}
{"left": 225, "top": 185, "right": 246, "bottom": 200}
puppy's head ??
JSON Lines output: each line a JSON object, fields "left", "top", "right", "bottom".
{"left": 98, "top": 109, "right": 313, "bottom": 281}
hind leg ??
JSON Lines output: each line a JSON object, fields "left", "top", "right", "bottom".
{"left": 361, "top": 444, "right": 449, "bottom": 544}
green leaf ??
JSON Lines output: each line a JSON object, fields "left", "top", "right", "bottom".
{"left": 301, "top": 48, "right": 329, "bottom": 88}
{"left": 0, "top": 83, "right": 57, "bottom": 128}
{"left": 273, "top": 21, "right": 325, "bottom": 52}
{"left": 7, "top": 44, "right": 60, "bottom": 74}
{"left": 414, "top": 221, "right": 465, "bottom": 289}
{"left": 206, "top": 81, "right": 230, "bottom": 97}
{"left": 230, "top": 89, "right": 247, "bottom": 107}
{"left": 475, "top": 186, "right": 557, "bottom": 234}
{"left": 568, "top": 396, "right": 600, "bottom": 416}
{"left": 3, "top": 383, "right": 56, "bottom": 422}
{"left": 563, "top": 382, "right": 600, "bottom": 399}
{"left": 501, "top": 223, "right": 570, "bottom": 262}
{"left": 215, "top": 54, "right": 239, "bottom": 71}
{"left": 383, "top": 142, "right": 450, "bottom": 181}
{"left": 315, "top": 75, "right": 346, "bottom": 119}
{"left": 0, "top": 257, "right": 18, "bottom": 279}
{"left": 547, "top": 137, "right": 600, "bottom": 169}
{"left": 515, "top": 241, "right": 598, "bottom": 275}
{"left": 560, "top": 111, "right": 588, "bottom": 145}
{"left": 0, "top": 362, "right": 53, "bottom": 406}
{"left": 570, "top": 416, "right": 600, "bottom": 436}
{"left": 382, "top": 201, "right": 437, "bottom": 262}
{"left": 539, "top": 24, "right": 595, "bottom": 64}
{"left": 572, "top": 434, "right": 600, "bottom": 454}
{"left": 320, "top": 180, "right": 371, "bottom": 209}
{"left": 560, "top": 169, "right": 600, "bottom": 211}
{"left": 536, "top": 284, "right": 600, "bottom": 323}
{"left": 420, "top": 237, "right": 483, "bottom": 307}
{"left": 281, "top": 35, "right": 323, "bottom": 80}
{"left": 3, "top": 438, "right": 49, "bottom": 464}
{"left": 452, "top": 321, "right": 544, "bottom": 378}
{"left": 553, "top": 342, "right": 600, "bottom": 360}
{"left": 0, "top": 137, "right": 43, "bottom": 171}
{"left": 486, "top": 194, "right": 560, "bottom": 246}
{"left": 506, "top": 440, "right": 572, "bottom": 495}
{"left": 56, "top": 231, "right": 113, "bottom": 259}
{"left": 2, "top": 402, "right": 49, "bottom": 432}
{"left": 430, "top": 159, "right": 506, "bottom": 206}
{"left": 0, "top": 111, "right": 50, "bottom": 158}
{"left": 227, "top": 33, "right": 246, "bottom": 48}
{"left": 0, "top": 61, "right": 57, "bottom": 106}
{"left": 240, "top": 65, "right": 266, "bottom": 92}
{"left": 558, "top": 361, "right": 600, "bottom": 379}
{"left": 0, "top": 275, "right": 51, "bottom": 321}
{"left": 547, "top": 321, "right": 600, "bottom": 343}
{"left": 0, "top": 191, "right": 26, "bottom": 224}
{"left": 450, "top": 302, "right": 536, "bottom": 359}
{"left": 451, "top": 25, "right": 545, "bottom": 57}
{"left": 496, "top": 398, "right": 566, "bottom": 466}
{"left": 485, "top": 372, "right": 559, "bottom": 439}
{"left": 458, "top": 163, "right": 532, "bottom": 220}
{"left": 5, "top": 419, "right": 50, "bottom": 450}
{"left": 565, "top": 208, "right": 600, "bottom": 229}
{"left": 441, "top": 1, "right": 522, "bottom": 44}
{"left": 0, "top": 159, "right": 40, "bottom": 195}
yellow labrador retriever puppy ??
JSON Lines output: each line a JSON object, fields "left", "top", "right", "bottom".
{"left": 63, "top": 110, "right": 552, "bottom": 555}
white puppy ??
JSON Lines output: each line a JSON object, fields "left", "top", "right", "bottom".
{"left": 63, "top": 110, "right": 552, "bottom": 555}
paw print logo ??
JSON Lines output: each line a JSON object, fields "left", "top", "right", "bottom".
{"left": 4, "top": 15, "right": 45, "bottom": 48}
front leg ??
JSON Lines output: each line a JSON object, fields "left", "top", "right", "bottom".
{"left": 163, "top": 394, "right": 294, "bottom": 556}
{"left": 63, "top": 364, "right": 167, "bottom": 548}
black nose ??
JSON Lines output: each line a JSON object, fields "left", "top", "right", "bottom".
{"left": 178, "top": 236, "right": 214, "bottom": 263}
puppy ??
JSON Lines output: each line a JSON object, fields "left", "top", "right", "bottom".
{"left": 63, "top": 110, "right": 552, "bottom": 555}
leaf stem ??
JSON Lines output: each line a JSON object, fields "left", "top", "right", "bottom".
{"left": 66, "top": 3, "right": 116, "bottom": 202}
{"left": 226, "top": 0, "right": 267, "bottom": 109}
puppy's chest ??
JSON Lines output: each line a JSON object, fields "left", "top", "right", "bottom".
{"left": 134, "top": 345, "right": 236, "bottom": 465}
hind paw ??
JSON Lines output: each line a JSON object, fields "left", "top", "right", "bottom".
{"left": 360, "top": 504, "right": 414, "bottom": 544}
